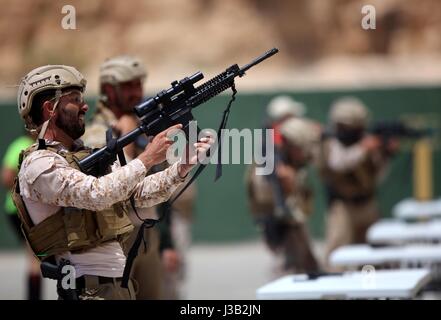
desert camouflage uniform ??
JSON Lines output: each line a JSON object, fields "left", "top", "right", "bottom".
{"left": 319, "top": 137, "right": 388, "bottom": 268}
{"left": 246, "top": 118, "right": 320, "bottom": 276}
{"left": 81, "top": 102, "right": 117, "bottom": 149}
{"left": 156, "top": 163, "right": 196, "bottom": 299}
{"left": 19, "top": 139, "right": 185, "bottom": 299}
{"left": 320, "top": 97, "right": 389, "bottom": 270}
{"left": 246, "top": 164, "right": 319, "bottom": 277}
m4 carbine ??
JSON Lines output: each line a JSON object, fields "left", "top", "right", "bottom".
{"left": 79, "top": 48, "right": 279, "bottom": 176}
{"left": 370, "top": 120, "right": 432, "bottom": 141}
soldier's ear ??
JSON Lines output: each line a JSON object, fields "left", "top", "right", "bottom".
{"left": 102, "top": 84, "right": 118, "bottom": 105}
{"left": 42, "top": 100, "right": 55, "bottom": 119}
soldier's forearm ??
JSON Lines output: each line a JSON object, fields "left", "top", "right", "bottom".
{"left": 132, "top": 162, "right": 186, "bottom": 208}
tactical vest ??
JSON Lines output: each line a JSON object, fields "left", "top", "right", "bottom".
{"left": 12, "top": 143, "right": 134, "bottom": 261}
{"left": 319, "top": 139, "right": 378, "bottom": 203}
{"left": 246, "top": 164, "right": 313, "bottom": 225}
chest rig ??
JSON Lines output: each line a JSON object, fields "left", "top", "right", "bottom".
{"left": 11, "top": 141, "right": 134, "bottom": 261}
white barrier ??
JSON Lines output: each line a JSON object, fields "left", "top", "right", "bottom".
{"left": 330, "top": 244, "right": 441, "bottom": 268}
{"left": 367, "top": 219, "right": 441, "bottom": 245}
{"left": 256, "top": 269, "right": 432, "bottom": 300}
{"left": 393, "top": 198, "right": 441, "bottom": 221}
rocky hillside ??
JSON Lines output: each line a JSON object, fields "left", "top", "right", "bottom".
{"left": 1, "top": 0, "right": 441, "bottom": 95}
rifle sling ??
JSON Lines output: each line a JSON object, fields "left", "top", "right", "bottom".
{"left": 121, "top": 85, "right": 238, "bottom": 288}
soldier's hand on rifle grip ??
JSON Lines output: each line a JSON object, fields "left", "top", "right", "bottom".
{"left": 361, "top": 135, "right": 382, "bottom": 152}
{"left": 137, "top": 124, "right": 183, "bottom": 170}
{"left": 385, "top": 137, "right": 400, "bottom": 155}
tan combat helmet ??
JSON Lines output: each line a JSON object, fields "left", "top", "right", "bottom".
{"left": 99, "top": 55, "right": 147, "bottom": 86}
{"left": 279, "top": 118, "right": 321, "bottom": 157}
{"left": 329, "top": 97, "right": 370, "bottom": 128}
{"left": 266, "top": 95, "right": 306, "bottom": 121}
{"left": 17, "top": 65, "right": 87, "bottom": 134}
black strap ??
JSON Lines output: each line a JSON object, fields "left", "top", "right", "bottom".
{"left": 96, "top": 129, "right": 119, "bottom": 176}
{"left": 110, "top": 129, "right": 154, "bottom": 289}
{"left": 167, "top": 164, "right": 207, "bottom": 210}
{"left": 215, "top": 84, "right": 237, "bottom": 181}
{"left": 121, "top": 85, "right": 238, "bottom": 288}
{"left": 156, "top": 84, "right": 237, "bottom": 214}
{"left": 37, "top": 138, "right": 47, "bottom": 150}
{"left": 120, "top": 219, "right": 155, "bottom": 288}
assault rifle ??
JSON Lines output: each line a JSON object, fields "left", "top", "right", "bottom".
{"left": 79, "top": 48, "right": 279, "bottom": 176}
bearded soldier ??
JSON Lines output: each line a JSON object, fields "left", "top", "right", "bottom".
{"left": 13, "top": 65, "right": 212, "bottom": 300}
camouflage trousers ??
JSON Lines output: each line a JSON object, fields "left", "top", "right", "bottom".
{"left": 58, "top": 276, "right": 136, "bottom": 300}
{"left": 324, "top": 198, "right": 379, "bottom": 271}
{"left": 122, "top": 226, "right": 163, "bottom": 300}
{"left": 263, "top": 220, "right": 319, "bottom": 277}
{"left": 162, "top": 213, "right": 192, "bottom": 299}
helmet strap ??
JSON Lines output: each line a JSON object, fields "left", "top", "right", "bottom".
{"left": 37, "top": 88, "right": 62, "bottom": 140}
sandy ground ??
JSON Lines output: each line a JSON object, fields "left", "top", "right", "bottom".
{"left": 0, "top": 240, "right": 324, "bottom": 300}
{"left": 0, "top": 239, "right": 439, "bottom": 300}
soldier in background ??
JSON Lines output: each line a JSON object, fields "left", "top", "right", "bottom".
{"left": 83, "top": 56, "right": 171, "bottom": 299}
{"left": 159, "top": 173, "right": 196, "bottom": 299}
{"left": 319, "top": 97, "right": 397, "bottom": 269}
{"left": 246, "top": 116, "right": 321, "bottom": 277}
{"left": 83, "top": 55, "right": 196, "bottom": 299}
{"left": 265, "top": 95, "right": 306, "bottom": 147}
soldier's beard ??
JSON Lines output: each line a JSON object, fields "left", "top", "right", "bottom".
{"left": 56, "top": 107, "right": 85, "bottom": 140}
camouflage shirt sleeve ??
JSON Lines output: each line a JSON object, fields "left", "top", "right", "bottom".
{"left": 19, "top": 150, "right": 185, "bottom": 211}
{"left": 132, "top": 161, "right": 186, "bottom": 208}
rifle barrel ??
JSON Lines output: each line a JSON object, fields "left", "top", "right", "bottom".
{"left": 240, "top": 48, "right": 279, "bottom": 74}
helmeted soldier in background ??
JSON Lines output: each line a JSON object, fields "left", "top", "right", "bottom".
{"left": 246, "top": 116, "right": 321, "bottom": 277}
{"left": 83, "top": 55, "right": 196, "bottom": 299}
{"left": 82, "top": 55, "right": 147, "bottom": 153}
{"left": 83, "top": 56, "right": 165, "bottom": 299}
{"left": 319, "top": 97, "right": 396, "bottom": 269}
{"left": 265, "top": 95, "right": 306, "bottom": 147}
